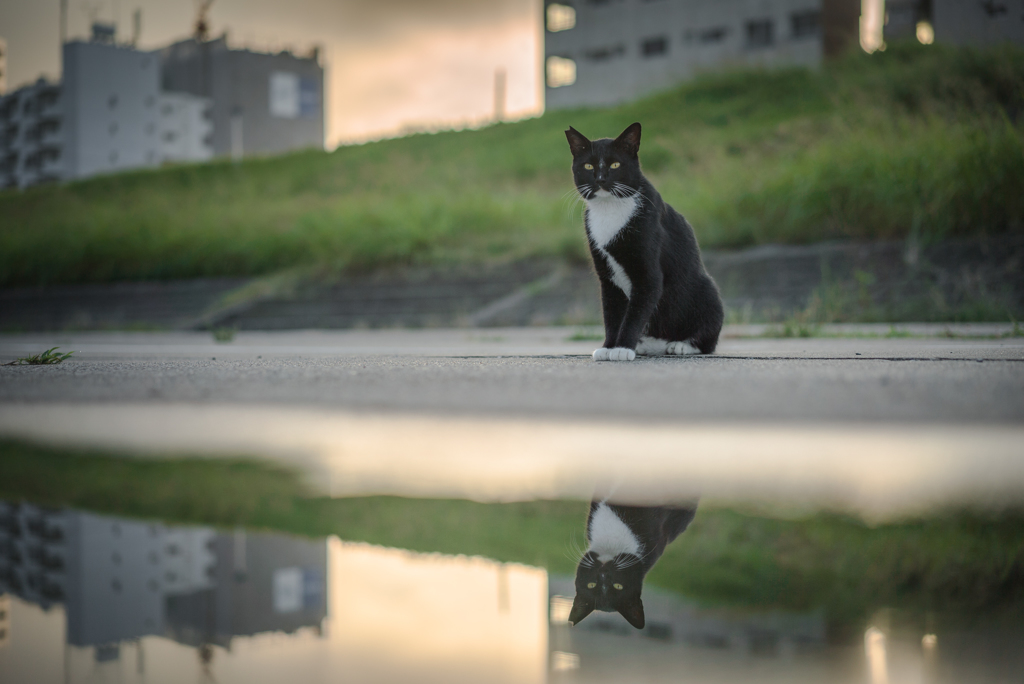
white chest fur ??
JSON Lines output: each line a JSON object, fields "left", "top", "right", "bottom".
{"left": 585, "top": 193, "right": 639, "bottom": 298}
{"left": 585, "top": 193, "right": 639, "bottom": 248}
{"left": 588, "top": 502, "right": 642, "bottom": 562}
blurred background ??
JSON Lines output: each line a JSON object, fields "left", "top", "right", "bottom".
{"left": 0, "top": 0, "right": 1021, "bottom": 330}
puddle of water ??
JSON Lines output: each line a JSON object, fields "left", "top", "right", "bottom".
{"left": 2, "top": 404, "right": 1024, "bottom": 517}
{"left": 2, "top": 501, "right": 1022, "bottom": 684}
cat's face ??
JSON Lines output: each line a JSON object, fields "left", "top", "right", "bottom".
{"left": 564, "top": 122, "right": 643, "bottom": 200}
{"left": 568, "top": 550, "right": 646, "bottom": 629}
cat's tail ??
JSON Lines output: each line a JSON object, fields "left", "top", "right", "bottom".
{"left": 692, "top": 276, "right": 724, "bottom": 354}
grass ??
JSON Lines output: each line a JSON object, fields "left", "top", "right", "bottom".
{"left": 2, "top": 438, "right": 1022, "bottom": 630}
{"left": 2, "top": 347, "right": 74, "bottom": 365}
{"left": 211, "top": 327, "right": 236, "bottom": 343}
{"left": 0, "top": 42, "right": 1022, "bottom": 288}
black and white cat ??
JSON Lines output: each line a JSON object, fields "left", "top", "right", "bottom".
{"left": 569, "top": 499, "right": 698, "bottom": 629}
{"left": 565, "top": 122, "right": 724, "bottom": 362}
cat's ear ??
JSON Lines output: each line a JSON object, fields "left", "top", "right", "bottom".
{"left": 565, "top": 126, "right": 591, "bottom": 157}
{"left": 617, "top": 595, "right": 645, "bottom": 629}
{"left": 614, "top": 122, "right": 642, "bottom": 157}
{"left": 568, "top": 594, "right": 595, "bottom": 625}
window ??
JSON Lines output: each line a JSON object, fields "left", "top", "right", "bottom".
{"left": 746, "top": 19, "right": 773, "bottom": 48}
{"left": 269, "top": 71, "right": 300, "bottom": 119}
{"left": 585, "top": 44, "right": 625, "bottom": 61}
{"left": 641, "top": 36, "right": 668, "bottom": 57}
{"left": 546, "top": 56, "right": 576, "bottom": 87}
{"left": 698, "top": 27, "right": 729, "bottom": 44}
{"left": 790, "top": 10, "right": 820, "bottom": 39}
{"left": 547, "top": 3, "right": 576, "bottom": 32}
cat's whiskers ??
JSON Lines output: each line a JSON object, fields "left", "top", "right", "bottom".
{"left": 570, "top": 188, "right": 590, "bottom": 219}
{"left": 614, "top": 553, "right": 641, "bottom": 569}
{"left": 566, "top": 531, "right": 597, "bottom": 568}
{"left": 613, "top": 182, "right": 650, "bottom": 208}
{"left": 561, "top": 187, "right": 587, "bottom": 222}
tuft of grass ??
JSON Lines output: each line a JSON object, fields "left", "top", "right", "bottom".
{"left": 211, "top": 327, "right": 236, "bottom": 343}
{"left": 1, "top": 438, "right": 1022, "bottom": 629}
{"left": 3, "top": 347, "right": 74, "bottom": 366}
{"left": 0, "top": 43, "right": 1021, "bottom": 287}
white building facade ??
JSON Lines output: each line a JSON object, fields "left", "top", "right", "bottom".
{"left": 60, "top": 40, "right": 163, "bottom": 181}
{"left": 159, "top": 92, "right": 214, "bottom": 164}
{"left": 544, "top": 0, "right": 825, "bottom": 110}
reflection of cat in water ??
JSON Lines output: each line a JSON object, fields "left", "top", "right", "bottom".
{"left": 569, "top": 499, "right": 697, "bottom": 629}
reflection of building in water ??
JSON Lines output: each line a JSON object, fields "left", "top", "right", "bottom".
{"left": 165, "top": 529, "right": 327, "bottom": 648}
{"left": 548, "top": 575, "right": 825, "bottom": 677}
{"left": 882, "top": 0, "right": 1024, "bottom": 46}
{"left": 0, "top": 501, "right": 326, "bottom": 657}
{"left": 3, "top": 519, "right": 1024, "bottom": 684}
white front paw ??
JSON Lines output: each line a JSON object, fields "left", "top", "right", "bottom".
{"left": 607, "top": 347, "right": 636, "bottom": 362}
{"left": 666, "top": 340, "right": 700, "bottom": 355}
{"left": 592, "top": 347, "right": 610, "bottom": 361}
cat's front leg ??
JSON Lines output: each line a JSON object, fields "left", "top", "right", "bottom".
{"left": 594, "top": 274, "right": 629, "bottom": 362}
{"left": 610, "top": 275, "right": 662, "bottom": 361}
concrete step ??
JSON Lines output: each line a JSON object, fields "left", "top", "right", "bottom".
{"left": 1, "top": 236, "right": 1021, "bottom": 332}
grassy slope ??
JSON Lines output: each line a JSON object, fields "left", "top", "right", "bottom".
{"left": 3, "top": 439, "right": 1022, "bottom": 627}
{"left": 1, "top": 42, "right": 1022, "bottom": 287}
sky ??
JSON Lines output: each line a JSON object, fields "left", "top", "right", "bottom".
{"left": 0, "top": 0, "right": 545, "bottom": 145}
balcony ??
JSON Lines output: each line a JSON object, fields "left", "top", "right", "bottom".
{"left": 37, "top": 92, "right": 62, "bottom": 119}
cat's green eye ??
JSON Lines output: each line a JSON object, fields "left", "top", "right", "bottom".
{"left": 610, "top": 162, "right": 621, "bottom": 169}
{"left": 613, "top": 583, "right": 623, "bottom": 590}
{"left": 587, "top": 582, "right": 597, "bottom": 589}
{"left": 584, "top": 163, "right": 594, "bottom": 170}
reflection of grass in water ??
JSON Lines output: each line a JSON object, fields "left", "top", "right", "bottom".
{"left": 3, "top": 439, "right": 1022, "bottom": 626}
{"left": 0, "top": 440, "right": 583, "bottom": 572}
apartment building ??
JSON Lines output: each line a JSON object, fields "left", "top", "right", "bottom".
{"left": 0, "top": 78, "right": 64, "bottom": 189}
{"left": 160, "top": 37, "right": 324, "bottom": 159}
{"left": 543, "top": 0, "right": 826, "bottom": 110}
{"left": 0, "top": 25, "right": 322, "bottom": 190}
